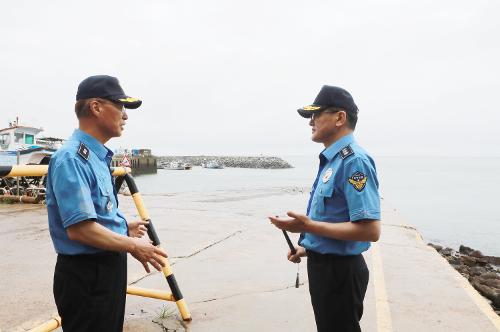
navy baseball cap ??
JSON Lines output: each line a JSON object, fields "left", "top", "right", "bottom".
{"left": 76, "top": 75, "right": 142, "bottom": 109}
{"left": 298, "top": 85, "right": 358, "bottom": 118}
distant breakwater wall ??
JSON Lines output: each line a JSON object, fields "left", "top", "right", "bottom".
{"left": 158, "top": 156, "right": 292, "bottom": 169}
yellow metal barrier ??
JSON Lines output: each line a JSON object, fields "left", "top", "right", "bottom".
{"left": 28, "top": 286, "right": 179, "bottom": 331}
{"left": 28, "top": 316, "right": 61, "bottom": 332}
{"left": 0, "top": 165, "right": 49, "bottom": 177}
{"left": 118, "top": 174, "right": 192, "bottom": 321}
{"left": 0, "top": 165, "right": 130, "bottom": 178}
{"left": 126, "top": 285, "right": 175, "bottom": 301}
{"left": 16, "top": 165, "right": 192, "bottom": 331}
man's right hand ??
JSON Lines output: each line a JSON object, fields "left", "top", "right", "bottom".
{"left": 130, "top": 237, "right": 168, "bottom": 273}
{"left": 288, "top": 246, "right": 306, "bottom": 263}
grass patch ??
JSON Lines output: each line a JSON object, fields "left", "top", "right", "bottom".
{"left": 155, "top": 304, "right": 176, "bottom": 320}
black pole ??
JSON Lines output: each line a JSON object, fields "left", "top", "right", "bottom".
{"left": 282, "top": 230, "right": 296, "bottom": 255}
{"left": 114, "top": 175, "right": 125, "bottom": 193}
{"left": 276, "top": 217, "right": 300, "bottom": 288}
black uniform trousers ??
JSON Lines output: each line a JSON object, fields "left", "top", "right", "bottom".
{"left": 307, "top": 250, "right": 369, "bottom": 332}
{"left": 53, "top": 251, "right": 127, "bottom": 332}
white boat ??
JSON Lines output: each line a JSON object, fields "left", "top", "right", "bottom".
{"left": 158, "top": 160, "right": 193, "bottom": 170}
{"left": 0, "top": 120, "right": 63, "bottom": 166}
{"left": 161, "top": 161, "right": 186, "bottom": 170}
{"left": 202, "top": 160, "right": 224, "bottom": 169}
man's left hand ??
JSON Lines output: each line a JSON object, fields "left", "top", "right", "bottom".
{"left": 268, "top": 211, "right": 312, "bottom": 233}
{"left": 128, "top": 220, "right": 149, "bottom": 238}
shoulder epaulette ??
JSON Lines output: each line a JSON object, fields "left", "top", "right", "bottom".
{"left": 340, "top": 145, "right": 354, "bottom": 159}
{"left": 77, "top": 142, "right": 90, "bottom": 161}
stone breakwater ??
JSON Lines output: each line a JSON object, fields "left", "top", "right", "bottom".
{"left": 158, "top": 156, "right": 293, "bottom": 169}
{"left": 429, "top": 243, "right": 500, "bottom": 315}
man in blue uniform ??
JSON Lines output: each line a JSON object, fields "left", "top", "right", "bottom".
{"left": 46, "top": 75, "right": 168, "bottom": 331}
{"left": 269, "top": 85, "right": 381, "bottom": 332}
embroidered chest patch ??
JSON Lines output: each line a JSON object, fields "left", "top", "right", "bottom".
{"left": 322, "top": 168, "right": 333, "bottom": 183}
{"left": 348, "top": 171, "right": 367, "bottom": 192}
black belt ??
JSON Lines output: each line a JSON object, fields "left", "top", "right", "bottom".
{"left": 306, "top": 249, "right": 359, "bottom": 260}
{"left": 58, "top": 251, "right": 120, "bottom": 261}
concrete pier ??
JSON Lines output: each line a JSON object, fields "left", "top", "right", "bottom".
{"left": 1, "top": 188, "right": 498, "bottom": 331}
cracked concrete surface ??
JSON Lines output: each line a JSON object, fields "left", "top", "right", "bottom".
{"left": 1, "top": 187, "right": 317, "bottom": 331}
{"left": 171, "top": 230, "right": 243, "bottom": 259}
{"left": 2, "top": 186, "right": 499, "bottom": 331}
{"left": 122, "top": 188, "right": 316, "bottom": 331}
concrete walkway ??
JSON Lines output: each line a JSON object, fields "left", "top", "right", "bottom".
{"left": 1, "top": 187, "right": 499, "bottom": 331}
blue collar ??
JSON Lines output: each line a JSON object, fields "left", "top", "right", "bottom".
{"left": 70, "top": 129, "right": 113, "bottom": 161}
{"left": 321, "top": 133, "right": 355, "bottom": 161}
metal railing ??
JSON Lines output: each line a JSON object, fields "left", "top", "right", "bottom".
{"left": 0, "top": 165, "right": 191, "bottom": 331}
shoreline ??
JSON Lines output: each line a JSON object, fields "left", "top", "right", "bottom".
{"left": 428, "top": 243, "right": 500, "bottom": 315}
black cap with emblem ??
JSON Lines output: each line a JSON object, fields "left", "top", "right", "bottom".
{"left": 298, "top": 85, "right": 358, "bottom": 118}
{"left": 76, "top": 75, "right": 142, "bottom": 109}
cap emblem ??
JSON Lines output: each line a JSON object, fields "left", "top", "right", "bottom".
{"left": 302, "top": 105, "right": 322, "bottom": 111}
{"left": 118, "top": 97, "right": 140, "bottom": 103}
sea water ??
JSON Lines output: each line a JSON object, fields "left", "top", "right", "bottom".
{"left": 134, "top": 155, "right": 500, "bottom": 256}
{"left": 377, "top": 156, "right": 500, "bottom": 257}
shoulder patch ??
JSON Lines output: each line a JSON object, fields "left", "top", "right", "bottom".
{"left": 348, "top": 171, "right": 367, "bottom": 192}
{"left": 77, "top": 142, "right": 90, "bottom": 161}
{"left": 340, "top": 145, "right": 354, "bottom": 159}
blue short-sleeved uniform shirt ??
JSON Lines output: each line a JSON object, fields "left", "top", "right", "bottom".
{"left": 299, "top": 133, "right": 380, "bottom": 255}
{"left": 46, "top": 129, "right": 128, "bottom": 255}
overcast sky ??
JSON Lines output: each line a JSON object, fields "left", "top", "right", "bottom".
{"left": 2, "top": 0, "right": 499, "bottom": 157}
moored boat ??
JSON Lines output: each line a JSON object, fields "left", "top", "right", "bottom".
{"left": 158, "top": 161, "right": 193, "bottom": 170}
{"left": 0, "top": 119, "right": 63, "bottom": 166}
{"left": 161, "top": 161, "right": 185, "bottom": 170}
